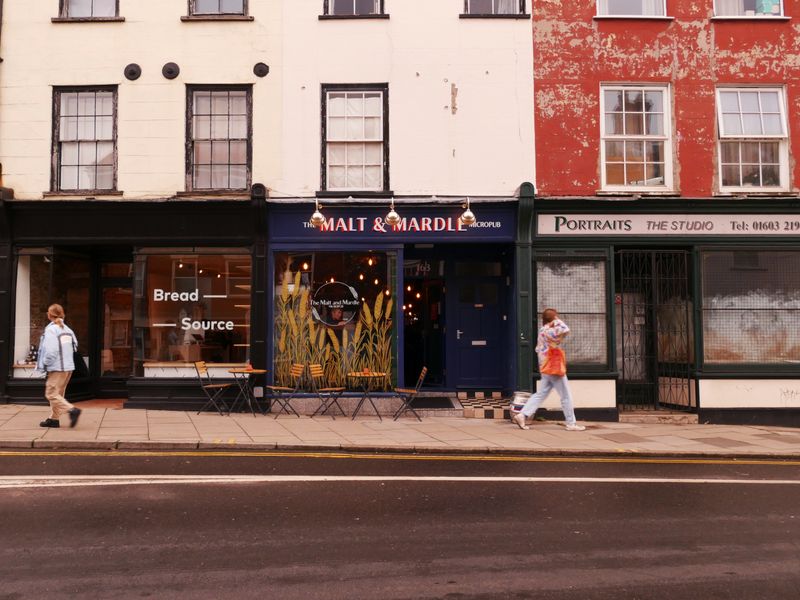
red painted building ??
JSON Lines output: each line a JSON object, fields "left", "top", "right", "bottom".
{"left": 521, "top": 1, "right": 800, "bottom": 425}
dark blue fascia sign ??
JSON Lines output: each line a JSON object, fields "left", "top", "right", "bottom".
{"left": 268, "top": 204, "right": 517, "bottom": 243}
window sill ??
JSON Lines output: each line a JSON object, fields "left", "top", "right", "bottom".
{"left": 596, "top": 189, "right": 677, "bottom": 196}
{"left": 713, "top": 190, "right": 796, "bottom": 197}
{"left": 318, "top": 14, "right": 390, "bottom": 20}
{"left": 176, "top": 190, "right": 251, "bottom": 199}
{"left": 711, "top": 16, "right": 790, "bottom": 21}
{"left": 317, "top": 190, "right": 394, "bottom": 199}
{"left": 181, "top": 15, "right": 254, "bottom": 21}
{"left": 593, "top": 15, "right": 674, "bottom": 21}
{"left": 51, "top": 16, "right": 125, "bottom": 23}
{"left": 459, "top": 13, "right": 531, "bottom": 19}
{"left": 43, "top": 191, "right": 124, "bottom": 198}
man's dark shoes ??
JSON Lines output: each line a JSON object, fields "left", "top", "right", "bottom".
{"left": 68, "top": 407, "right": 82, "bottom": 428}
{"left": 39, "top": 418, "right": 60, "bottom": 428}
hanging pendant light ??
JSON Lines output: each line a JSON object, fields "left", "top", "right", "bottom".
{"left": 310, "top": 198, "right": 326, "bottom": 228}
{"left": 459, "top": 196, "right": 476, "bottom": 226}
{"left": 385, "top": 198, "right": 401, "bottom": 227}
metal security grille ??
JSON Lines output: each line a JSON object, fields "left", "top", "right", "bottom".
{"left": 617, "top": 251, "right": 693, "bottom": 411}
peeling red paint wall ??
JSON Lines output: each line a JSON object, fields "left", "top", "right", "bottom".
{"left": 534, "top": 1, "right": 800, "bottom": 197}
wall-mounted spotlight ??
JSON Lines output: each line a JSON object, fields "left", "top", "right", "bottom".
{"left": 385, "top": 198, "right": 401, "bottom": 227}
{"left": 459, "top": 196, "right": 476, "bottom": 226}
{"left": 310, "top": 198, "right": 326, "bottom": 228}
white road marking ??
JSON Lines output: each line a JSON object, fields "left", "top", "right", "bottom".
{"left": 0, "top": 475, "right": 799, "bottom": 489}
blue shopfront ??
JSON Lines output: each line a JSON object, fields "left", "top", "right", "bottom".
{"left": 267, "top": 202, "right": 518, "bottom": 393}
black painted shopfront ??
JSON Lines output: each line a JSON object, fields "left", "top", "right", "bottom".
{"left": 0, "top": 199, "right": 266, "bottom": 408}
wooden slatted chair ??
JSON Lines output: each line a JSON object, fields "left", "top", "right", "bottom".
{"left": 308, "top": 363, "right": 347, "bottom": 419}
{"left": 195, "top": 361, "right": 233, "bottom": 416}
{"left": 392, "top": 366, "right": 427, "bottom": 421}
{"left": 265, "top": 363, "right": 304, "bottom": 418}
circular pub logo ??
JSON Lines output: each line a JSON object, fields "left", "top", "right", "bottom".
{"left": 311, "top": 282, "right": 360, "bottom": 327}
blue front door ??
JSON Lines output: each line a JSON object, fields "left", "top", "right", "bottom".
{"left": 447, "top": 260, "right": 507, "bottom": 388}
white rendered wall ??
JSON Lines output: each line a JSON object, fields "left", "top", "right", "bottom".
{"left": 277, "top": 0, "right": 535, "bottom": 198}
{"left": 0, "top": 0, "right": 282, "bottom": 199}
{"left": 699, "top": 380, "right": 800, "bottom": 409}
{"left": 534, "top": 379, "right": 616, "bottom": 410}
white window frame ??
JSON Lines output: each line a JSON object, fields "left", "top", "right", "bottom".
{"left": 596, "top": 0, "right": 667, "bottom": 17}
{"left": 599, "top": 83, "right": 673, "bottom": 192}
{"left": 323, "top": 87, "right": 386, "bottom": 192}
{"left": 713, "top": 0, "right": 784, "bottom": 18}
{"left": 325, "top": 0, "right": 383, "bottom": 16}
{"left": 60, "top": 0, "right": 118, "bottom": 18}
{"left": 190, "top": 0, "right": 247, "bottom": 16}
{"left": 715, "top": 86, "right": 789, "bottom": 192}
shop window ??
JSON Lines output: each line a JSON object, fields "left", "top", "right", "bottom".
{"left": 273, "top": 251, "right": 397, "bottom": 389}
{"left": 714, "top": 0, "right": 783, "bottom": 17}
{"left": 596, "top": 0, "right": 666, "bottom": 16}
{"left": 59, "top": 0, "right": 118, "bottom": 18}
{"left": 535, "top": 258, "right": 608, "bottom": 367}
{"left": 133, "top": 251, "right": 252, "bottom": 375}
{"left": 464, "top": 0, "right": 525, "bottom": 15}
{"left": 189, "top": 0, "right": 246, "bottom": 15}
{"left": 322, "top": 85, "right": 388, "bottom": 192}
{"left": 13, "top": 251, "right": 91, "bottom": 378}
{"left": 323, "top": 0, "right": 384, "bottom": 15}
{"left": 716, "top": 87, "right": 788, "bottom": 191}
{"left": 187, "top": 86, "right": 251, "bottom": 191}
{"left": 52, "top": 87, "right": 117, "bottom": 192}
{"left": 702, "top": 250, "right": 800, "bottom": 365}
{"left": 601, "top": 84, "right": 672, "bottom": 191}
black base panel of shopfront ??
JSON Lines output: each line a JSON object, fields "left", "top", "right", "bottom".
{"left": 4, "top": 381, "right": 93, "bottom": 404}
{"left": 534, "top": 408, "right": 619, "bottom": 423}
{"left": 125, "top": 379, "right": 238, "bottom": 411}
{"left": 699, "top": 409, "right": 800, "bottom": 429}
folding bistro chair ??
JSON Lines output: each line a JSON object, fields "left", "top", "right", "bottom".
{"left": 393, "top": 366, "right": 427, "bottom": 421}
{"left": 308, "top": 363, "right": 347, "bottom": 419}
{"left": 195, "top": 361, "right": 233, "bottom": 416}
{"left": 265, "top": 363, "right": 304, "bottom": 418}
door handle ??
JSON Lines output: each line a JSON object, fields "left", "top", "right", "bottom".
{"left": 456, "top": 329, "right": 463, "bottom": 340}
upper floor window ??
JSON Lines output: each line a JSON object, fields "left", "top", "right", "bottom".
{"left": 187, "top": 87, "right": 251, "bottom": 191}
{"left": 716, "top": 87, "right": 788, "bottom": 191}
{"left": 322, "top": 85, "right": 388, "bottom": 192}
{"left": 464, "top": 0, "right": 525, "bottom": 14}
{"left": 600, "top": 84, "right": 672, "bottom": 191}
{"left": 597, "top": 0, "right": 666, "bottom": 16}
{"left": 52, "top": 87, "right": 117, "bottom": 192}
{"left": 60, "top": 0, "right": 118, "bottom": 18}
{"left": 190, "top": 0, "right": 246, "bottom": 16}
{"left": 324, "top": 0, "right": 384, "bottom": 16}
{"left": 714, "top": 0, "right": 783, "bottom": 17}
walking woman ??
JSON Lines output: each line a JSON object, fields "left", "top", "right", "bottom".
{"left": 36, "top": 304, "right": 82, "bottom": 428}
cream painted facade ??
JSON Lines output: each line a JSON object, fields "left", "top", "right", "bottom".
{"left": 275, "top": 0, "right": 534, "bottom": 199}
{"left": 0, "top": 0, "right": 534, "bottom": 201}
{"left": 0, "top": 0, "right": 282, "bottom": 199}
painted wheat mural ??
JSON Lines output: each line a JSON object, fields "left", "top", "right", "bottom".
{"left": 274, "top": 269, "right": 394, "bottom": 389}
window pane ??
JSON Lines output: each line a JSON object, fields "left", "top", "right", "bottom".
{"left": 230, "top": 140, "right": 247, "bottom": 163}
{"left": 330, "top": 0, "right": 355, "bottom": 15}
{"left": 79, "top": 141, "right": 97, "bottom": 165}
{"left": 78, "top": 165, "right": 96, "bottom": 190}
{"left": 719, "top": 91, "right": 740, "bottom": 112}
{"left": 536, "top": 259, "right": 607, "bottom": 365}
{"left": 760, "top": 91, "right": 780, "bottom": 112}
{"left": 194, "top": 116, "right": 211, "bottom": 139}
{"left": 346, "top": 117, "right": 364, "bottom": 140}
{"left": 739, "top": 91, "right": 760, "bottom": 112}
{"left": 61, "top": 142, "right": 79, "bottom": 165}
{"left": 605, "top": 113, "right": 623, "bottom": 135}
{"left": 60, "top": 166, "right": 79, "bottom": 190}
{"left": 702, "top": 251, "right": 800, "bottom": 364}
{"left": 94, "top": 0, "right": 116, "bottom": 17}
{"left": 229, "top": 115, "right": 247, "bottom": 138}
{"left": 194, "top": 141, "right": 211, "bottom": 164}
{"left": 96, "top": 116, "right": 113, "bottom": 140}
{"left": 721, "top": 164, "right": 740, "bottom": 187}
{"left": 761, "top": 164, "right": 780, "bottom": 186}
{"left": 96, "top": 166, "right": 114, "bottom": 189}
{"left": 77, "top": 93, "right": 95, "bottom": 116}
{"left": 211, "top": 140, "right": 229, "bottom": 164}
{"left": 211, "top": 92, "right": 229, "bottom": 114}
{"left": 625, "top": 141, "right": 644, "bottom": 162}
{"left": 644, "top": 90, "right": 663, "bottom": 112}
{"left": 346, "top": 94, "right": 364, "bottom": 117}
{"left": 346, "top": 166, "right": 364, "bottom": 188}
{"left": 646, "top": 162, "right": 664, "bottom": 184}
{"left": 495, "top": 0, "right": 518, "bottom": 13}
{"left": 97, "top": 92, "right": 113, "bottom": 115}
{"left": 364, "top": 93, "right": 382, "bottom": 116}
{"left": 96, "top": 141, "right": 114, "bottom": 165}
{"left": 194, "top": 165, "right": 211, "bottom": 189}
{"left": 624, "top": 113, "right": 643, "bottom": 135}
{"left": 211, "top": 164, "right": 229, "bottom": 188}
{"left": 67, "top": 0, "right": 93, "bottom": 18}
{"left": 722, "top": 113, "right": 742, "bottom": 135}
{"left": 364, "top": 117, "right": 382, "bottom": 140}
{"left": 364, "top": 166, "right": 382, "bottom": 188}
{"left": 469, "top": 0, "right": 494, "bottom": 13}
{"left": 77, "top": 116, "right": 95, "bottom": 140}
{"left": 605, "top": 141, "right": 624, "bottom": 161}
{"left": 741, "top": 163, "right": 760, "bottom": 186}
{"left": 740, "top": 142, "right": 759, "bottom": 163}
{"left": 762, "top": 114, "right": 782, "bottom": 135}
{"left": 624, "top": 90, "right": 643, "bottom": 112}
{"left": 626, "top": 163, "right": 644, "bottom": 185}
{"left": 364, "top": 142, "right": 383, "bottom": 163}
{"left": 194, "top": 92, "right": 211, "bottom": 115}
{"left": 761, "top": 141, "right": 778, "bottom": 163}
{"left": 328, "top": 93, "right": 346, "bottom": 117}
{"left": 229, "top": 165, "right": 247, "bottom": 189}
{"left": 606, "top": 163, "right": 625, "bottom": 185}
{"left": 354, "top": 0, "right": 379, "bottom": 14}
{"left": 646, "top": 141, "right": 663, "bottom": 162}
{"left": 60, "top": 117, "right": 78, "bottom": 141}
{"left": 328, "top": 117, "right": 346, "bottom": 139}
{"left": 229, "top": 92, "right": 247, "bottom": 114}
{"left": 604, "top": 90, "right": 623, "bottom": 112}
{"left": 328, "top": 143, "right": 346, "bottom": 165}
{"left": 220, "top": 0, "right": 245, "bottom": 14}
{"left": 329, "top": 166, "right": 346, "bottom": 188}
{"left": 720, "top": 142, "right": 739, "bottom": 164}
{"left": 645, "top": 112, "right": 663, "bottom": 135}
{"left": 211, "top": 115, "right": 228, "bottom": 138}
{"left": 134, "top": 253, "right": 252, "bottom": 375}
{"left": 603, "top": 0, "right": 664, "bottom": 15}
{"left": 194, "top": 0, "right": 220, "bottom": 14}
{"left": 741, "top": 113, "right": 762, "bottom": 135}
{"left": 347, "top": 143, "right": 365, "bottom": 166}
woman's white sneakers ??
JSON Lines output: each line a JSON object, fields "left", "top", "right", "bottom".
{"left": 565, "top": 423, "right": 586, "bottom": 431}
{"left": 511, "top": 413, "right": 530, "bottom": 430}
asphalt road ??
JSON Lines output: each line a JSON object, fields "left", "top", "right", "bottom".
{"left": 1, "top": 451, "right": 799, "bottom": 600}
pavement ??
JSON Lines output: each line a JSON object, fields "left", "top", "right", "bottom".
{"left": 1, "top": 402, "right": 800, "bottom": 458}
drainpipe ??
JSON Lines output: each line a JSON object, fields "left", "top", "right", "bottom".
{"left": 0, "top": 0, "right": 4, "bottom": 64}
{"left": 515, "top": 181, "right": 535, "bottom": 392}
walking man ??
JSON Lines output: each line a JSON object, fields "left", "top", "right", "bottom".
{"left": 513, "top": 308, "right": 585, "bottom": 431}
